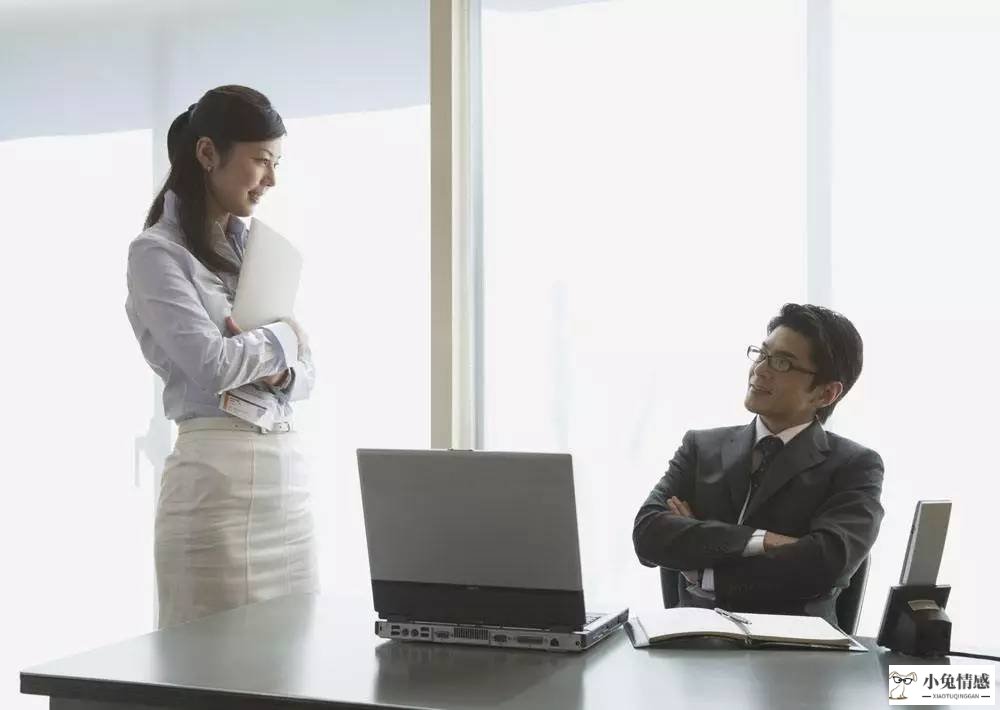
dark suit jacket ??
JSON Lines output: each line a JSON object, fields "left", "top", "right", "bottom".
{"left": 633, "top": 420, "right": 884, "bottom": 625}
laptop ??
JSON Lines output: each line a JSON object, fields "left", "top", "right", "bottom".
{"left": 357, "top": 449, "right": 629, "bottom": 652}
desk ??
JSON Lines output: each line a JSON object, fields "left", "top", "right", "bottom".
{"left": 21, "top": 593, "right": 988, "bottom": 710}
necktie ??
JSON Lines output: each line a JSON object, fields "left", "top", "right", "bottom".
{"left": 748, "top": 435, "right": 784, "bottom": 504}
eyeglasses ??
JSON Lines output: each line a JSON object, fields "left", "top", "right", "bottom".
{"left": 746, "top": 345, "right": 817, "bottom": 375}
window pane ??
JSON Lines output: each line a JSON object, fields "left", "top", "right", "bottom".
{"left": 0, "top": 130, "right": 156, "bottom": 709}
{"left": 482, "top": 0, "right": 805, "bottom": 611}
{"left": 833, "top": 0, "right": 1000, "bottom": 643}
{"left": 253, "top": 106, "right": 430, "bottom": 602}
{"left": 3, "top": 3, "right": 429, "bottom": 707}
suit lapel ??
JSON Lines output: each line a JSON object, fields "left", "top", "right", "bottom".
{"left": 721, "top": 422, "right": 757, "bottom": 520}
{"left": 744, "top": 421, "right": 830, "bottom": 521}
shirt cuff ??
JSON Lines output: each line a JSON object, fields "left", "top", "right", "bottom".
{"left": 742, "top": 529, "right": 767, "bottom": 557}
{"left": 701, "top": 568, "right": 715, "bottom": 592}
{"left": 260, "top": 322, "right": 299, "bottom": 369}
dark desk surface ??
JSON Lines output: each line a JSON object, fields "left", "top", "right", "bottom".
{"left": 21, "top": 593, "right": 991, "bottom": 710}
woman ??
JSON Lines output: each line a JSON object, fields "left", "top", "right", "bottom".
{"left": 126, "top": 85, "right": 318, "bottom": 628}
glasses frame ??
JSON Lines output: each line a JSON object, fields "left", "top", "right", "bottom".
{"left": 746, "top": 345, "right": 818, "bottom": 376}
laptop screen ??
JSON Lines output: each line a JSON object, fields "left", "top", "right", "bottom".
{"left": 358, "top": 449, "right": 587, "bottom": 629}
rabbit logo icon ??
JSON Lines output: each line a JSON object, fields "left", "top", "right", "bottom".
{"left": 889, "top": 671, "right": 918, "bottom": 700}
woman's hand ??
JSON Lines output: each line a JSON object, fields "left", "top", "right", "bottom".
{"left": 225, "top": 316, "right": 289, "bottom": 387}
{"left": 258, "top": 371, "right": 290, "bottom": 387}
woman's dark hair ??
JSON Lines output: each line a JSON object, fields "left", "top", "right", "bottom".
{"left": 145, "top": 85, "right": 286, "bottom": 274}
{"left": 767, "top": 303, "right": 864, "bottom": 424}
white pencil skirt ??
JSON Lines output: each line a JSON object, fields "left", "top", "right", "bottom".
{"left": 154, "top": 425, "right": 319, "bottom": 628}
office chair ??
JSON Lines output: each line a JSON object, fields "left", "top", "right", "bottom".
{"left": 835, "top": 556, "right": 869, "bottom": 635}
{"left": 659, "top": 567, "right": 681, "bottom": 609}
{"left": 659, "top": 555, "right": 870, "bottom": 634}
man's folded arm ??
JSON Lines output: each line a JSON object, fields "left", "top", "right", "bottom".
{"left": 633, "top": 431, "right": 757, "bottom": 571}
{"left": 713, "top": 449, "right": 885, "bottom": 607}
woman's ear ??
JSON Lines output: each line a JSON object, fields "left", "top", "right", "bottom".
{"left": 195, "top": 137, "right": 218, "bottom": 173}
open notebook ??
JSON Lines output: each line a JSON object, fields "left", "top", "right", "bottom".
{"left": 626, "top": 608, "right": 867, "bottom": 652}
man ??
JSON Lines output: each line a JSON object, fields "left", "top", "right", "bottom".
{"left": 632, "top": 303, "right": 884, "bottom": 626}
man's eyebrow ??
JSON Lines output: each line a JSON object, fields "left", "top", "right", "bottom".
{"left": 763, "top": 344, "right": 801, "bottom": 360}
{"left": 260, "top": 149, "right": 280, "bottom": 159}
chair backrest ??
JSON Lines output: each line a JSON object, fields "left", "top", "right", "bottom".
{"left": 659, "top": 556, "right": 870, "bottom": 634}
{"left": 660, "top": 567, "right": 680, "bottom": 608}
{"left": 836, "top": 556, "right": 870, "bottom": 635}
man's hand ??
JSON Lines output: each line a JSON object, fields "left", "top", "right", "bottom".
{"left": 667, "top": 496, "right": 696, "bottom": 519}
{"left": 225, "top": 316, "right": 288, "bottom": 387}
{"left": 763, "top": 531, "right": 799, "bottom": 550}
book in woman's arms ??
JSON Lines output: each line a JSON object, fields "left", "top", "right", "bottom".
{"left": 626, "top": 607, "right": 867, "bottom": 651}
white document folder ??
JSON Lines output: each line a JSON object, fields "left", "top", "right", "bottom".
{"left": 231, "top": 219, "right": 303, "bottom": 330}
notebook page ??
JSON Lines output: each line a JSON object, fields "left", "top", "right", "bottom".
{"left": 639, "top": 607, "right": 743, "bottom": 641}
{"left": 740, "top": 612, "right": 850, "bottom": 645}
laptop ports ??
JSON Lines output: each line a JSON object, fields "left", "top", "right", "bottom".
{"left": 549, "top": 639, "right": 560, "bottom": 648}
{"left": 493, "top": 634, "right": 508, "bottom": 643}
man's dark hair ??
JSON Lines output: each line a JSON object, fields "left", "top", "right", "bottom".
{"left": 767, "top": 303, "right": 863, "bottom": 424}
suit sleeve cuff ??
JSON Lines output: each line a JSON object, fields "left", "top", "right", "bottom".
{"left": 742, "top": 529, "right": 767, "bottom": 557}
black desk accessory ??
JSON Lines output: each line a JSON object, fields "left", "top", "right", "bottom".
{"left": 876, "top": 584, "right": 951, "bottom": 657}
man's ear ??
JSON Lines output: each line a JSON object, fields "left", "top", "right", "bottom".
{"left": 813, "top": 380, "right": 844, "bottom": 409}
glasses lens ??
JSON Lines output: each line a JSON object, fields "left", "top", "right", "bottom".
{"left": 747, "top": 346, "right": 764, "bottom": 362}
{"left": 770, "top": 355, "right": 792, "bottom": 372}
